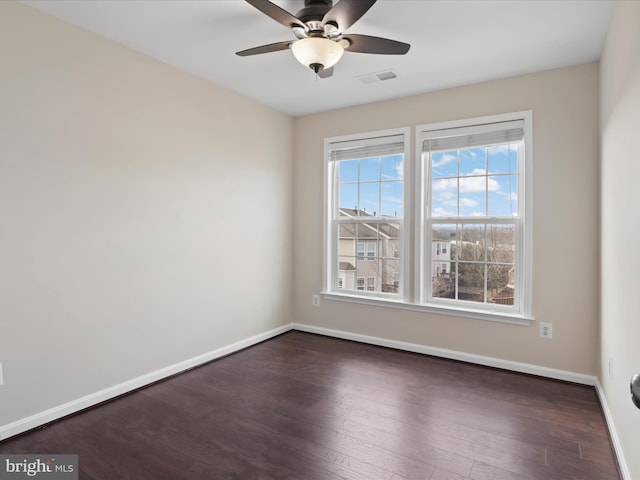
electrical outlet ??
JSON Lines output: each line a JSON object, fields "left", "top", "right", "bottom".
{"left": 608, "top": 358, "right": 613, "bottom": 378}
{"left": 312, "top": 294, "right": 320, "bottom": 307}
{"left": 539, "top": 322, "right": 553, "bottom": 339}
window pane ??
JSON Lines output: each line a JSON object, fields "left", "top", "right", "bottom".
{"left": 328, "top": 131, "right": 406, "bottom": 299}
{"left": 381, "top": 258, "right": 400, "bottom": 293}
{"left": 355, "top": 223, "right": 376, "bottom": 245}
{"left": 381, "top": 155, "right": 403, "bottom": 180}
{"left": 360, "top": 182, "right": 379, "bottom": 216}
{"left": 459, "top": 190, "right": 486, "bottom": 217}
{"left": 459, "top": 173, "right": 487, "bottom": 197}
{"left": 457, "top": 262, "right": 485, "bottom": 303}
{"left": 487, "top": 224, "right": 515, "bottom": 264}
{"left": 381, "top": 181, "right": 403, "bottom": 217}
{"left": 431, "top": 151, "right": 458, "bottom": 178}
{"left": 432, "top": 261, "right": 451, "bottom": 278}
{"left": 432, "top": 178, "right": 457, "bottom": 217}
{"left": 488, "top": 143, "right": 519, "bottom": 174}
{"left": 356, "top": 258, "right": 378, "bottom": 289}
{"left": 339, "top": 159, "right": 359, "bottom": 182}
{"left": 459, "top": 225, "right": 485, "bottom": 262}
{"left": 339, "top": 183, "right": 358, "bottom": 215}
{"left": 432, "top": 224, "right": 456, "bottom": 259}
{"left": 487, "top": 264, "right": 514, "bottom": 305}
{"left": 433, "top": 261, "right": 455, "bottom": 299}
{"left": 337, "top": 255, "right": 356, "bottom": 290}
{"left": 459, "top": 148, "right": 485, "bottom": 176}
{"left": 338, "top": 223, "right": 357, "bottom": 246}
{"left": 360, "top": 157, "right": 380, "bottom": 182}
{"left": 488, "top": 175, "right": 518, "bottom": 217}
{"left": 381, "top": 222, "right": 400, "bottom": 259}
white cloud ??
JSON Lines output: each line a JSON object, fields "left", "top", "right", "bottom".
{"left": 488, "top": 144, "right": 518, "bottom": 155}
{"left": 433, "top": 207, "right": 455, "bottom": 217}
{"left": 432, "top": 178, "right": 455, "bottom": 192}
{"left": 381, "top": 160, "right": 404, "bottom": 180}
{"left": 459, "top": 198, "right": 478, "bottom": 207}
{"left": 434, "top": 175, "right": 500, "bottom": 194}
{"left": 438, "top": 191, "right": 455, "bottom": 200}
{"left": 462, "top": 177, "right": 499, "bottom": 193}
{"left": 433, "top": 153, "right": 456, "bottom": 168}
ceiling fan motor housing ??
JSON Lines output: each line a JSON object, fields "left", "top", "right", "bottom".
{"left": 296, "top": 0, "right": 333, "bottom": 24}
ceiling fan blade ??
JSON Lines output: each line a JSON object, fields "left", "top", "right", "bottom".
{"left": 322, "top": 0, "right": 377, "bottom": 32}
{"left": 236, "top": 40, "right": 293, "bottom": 56}
{"left": 343, "top": 34, "right": 410, "bottom": 55}
{"left": 245, "top": 0, "right": 307, "bottom": 31}
{"left": 318, "top": 66, "right": 334, "bottom": 78}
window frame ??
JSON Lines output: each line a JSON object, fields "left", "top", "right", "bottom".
{"left": 416, "top": 111, "right": 533, "bottom": 321}
{"left": 322, "top": 113, "right": 533, "bottom": 326}
{"left": 323, "top": 127, "right": 411, "bottom": 301}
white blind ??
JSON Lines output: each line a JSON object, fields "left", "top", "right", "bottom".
{"left": 421, "top": 120, "right": 524, "bottom": 153}
{"left": 329, "top": 134, "right": 405, "bottom": 161}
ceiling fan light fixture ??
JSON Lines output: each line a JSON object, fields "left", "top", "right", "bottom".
{"left": 291, "top": 37, "right": 344, "bottom": 73}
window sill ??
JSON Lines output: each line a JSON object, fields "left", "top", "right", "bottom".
{"left": 322, "top": 292, "right": 534, "bottom": 326}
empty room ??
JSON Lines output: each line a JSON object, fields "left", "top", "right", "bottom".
{"left": 1, "top": 1, "right": 639, "bottom": 479}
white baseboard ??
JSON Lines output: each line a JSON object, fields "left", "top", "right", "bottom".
{"left": 0, "top": 324, "right": 291, "bottom": 441}
{"left": 594, "top": 380, "right": 631, "bottom": 480}
{"left": 292, "top": 323, "right": 597, "bottom": 385}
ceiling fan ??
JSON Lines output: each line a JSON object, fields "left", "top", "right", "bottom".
{"left": 236, "top": 0, "right": 410, "bottom": 78}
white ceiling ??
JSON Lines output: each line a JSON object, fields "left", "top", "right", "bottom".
{"left": 21, "top": 0, "right": 613, "bottom": 117}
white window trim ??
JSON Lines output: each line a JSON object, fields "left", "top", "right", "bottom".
{"left": 323, "top": 127, "right": 411, "bottom": 301}
{"left": 322, "top": 114, "right": 533, "bottom": 326}
{"left": 322, "top": 291, "right": 532, "bottom": 325}
{"left": 416, "top": 110, "right": 533, "bottom": 321}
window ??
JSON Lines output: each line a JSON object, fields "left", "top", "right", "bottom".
{"left": 324, "top": 113, "right": 531, "bottom": 324}
{"left": 419, "top": 113, "right": 531, "bottom": 318}
{"left": 325, "top": 128, "right": 408, "bottom": 298}
{"left": 357, "top": 241, "right": 377, "bottom": 259}
{"left": 366, "top": 277, "right": 376, "bottom": 291}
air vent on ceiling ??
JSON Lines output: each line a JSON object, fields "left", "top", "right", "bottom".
{"left": 356, "top": 70, "right": 398, "bottom": 85}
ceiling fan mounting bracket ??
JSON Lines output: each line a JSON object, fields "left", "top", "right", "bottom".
{"left": 295, "top": 1, "right": 333, "bottom": 25}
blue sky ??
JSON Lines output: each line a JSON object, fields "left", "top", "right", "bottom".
{"left": 431, "top": 144, "right": 519, "bottom": 217}
{"left": 337, "top": 144, "right": 519, "bottom": 219}
{"left": 338, "top": 154, "right": 403, "bottom": 217}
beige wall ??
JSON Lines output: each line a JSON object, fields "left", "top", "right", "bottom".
{"left": 2, "top": 0, "right": 624, "bottom": 465}
{"left": 0, "top": 2, "right": 293, "bottom": 426}
{"left": 600, "top": 1, "right": 640, "bottom": 478}
{"left": 294, "top": 63, "right": 600, "bottom": 374}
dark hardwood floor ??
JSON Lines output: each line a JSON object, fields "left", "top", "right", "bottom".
{"left": 0, "top": 331, "right": 620, "bottom": 479}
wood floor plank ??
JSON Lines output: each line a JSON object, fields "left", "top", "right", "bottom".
{"left": 0, "top": 331, "right": 620, "bottom": 479}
